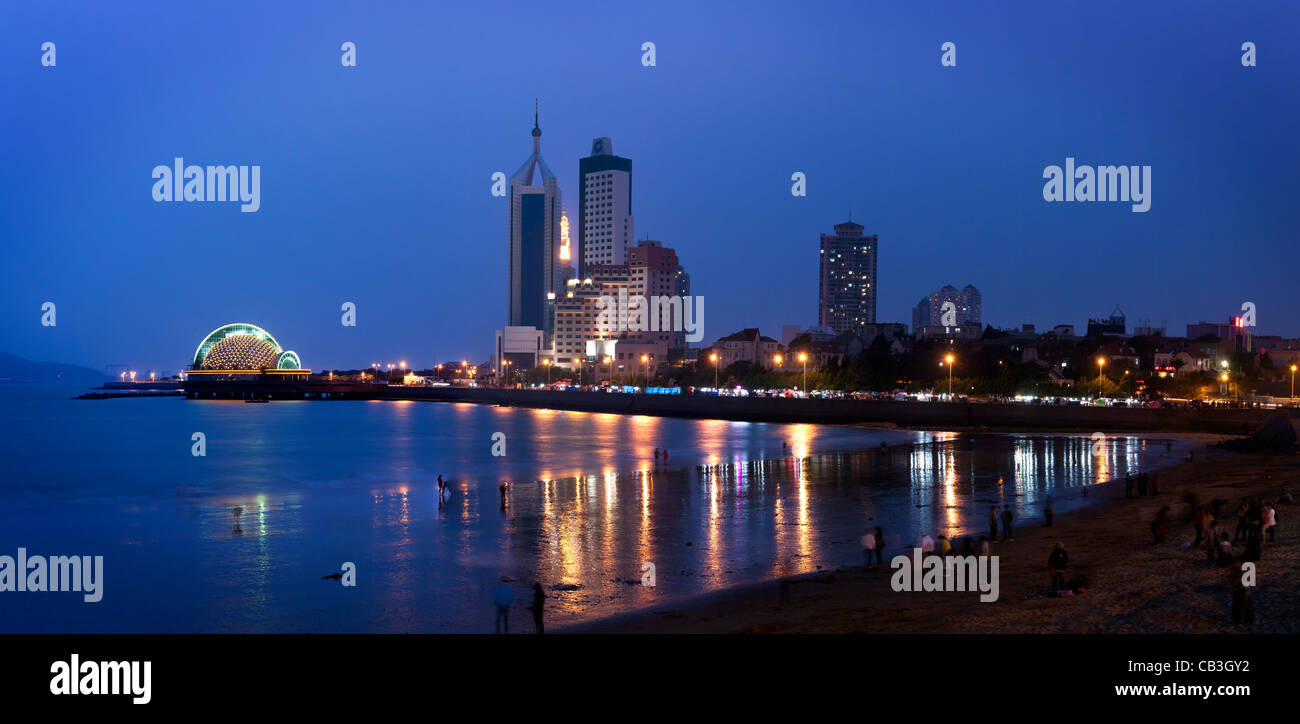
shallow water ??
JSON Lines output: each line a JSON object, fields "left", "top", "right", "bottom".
{"left": 0, "top": 384, "right": 1197, "bottom": 632}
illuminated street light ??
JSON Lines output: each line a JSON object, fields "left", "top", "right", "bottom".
{"left": 543, "top": 358, "right": 552, "bottom": 384}
{"left": 1291, "top": 364, "right": 1297, "bottom": 401}
{"left": 799, "top": 352, "right": 808, "bottom": 394}
{"left": 641, "top": 353, "right": 650, "bottom": 389}
{"left": 710, "top": 352, "right": 719, "bottom": 389}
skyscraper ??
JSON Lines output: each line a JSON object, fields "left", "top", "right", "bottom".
{"left": 579, "top": 137, "right": 633, "bottom": 274}
{"left": 508, "top": 102, "right": 562, "bottom": 342}
{"left": 818, "top": 221, "right": 878, "bottom": 334}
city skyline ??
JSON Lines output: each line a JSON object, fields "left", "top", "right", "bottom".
{"left": 3, "top": 1, "right": 1299, "bottom": 374}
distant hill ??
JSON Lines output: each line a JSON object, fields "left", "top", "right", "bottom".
{"left": 0, "top": 350, "right": 108, "bottom": 383}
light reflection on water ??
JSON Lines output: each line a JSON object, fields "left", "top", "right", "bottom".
{"left": 0, "top": 385, "right": 1198, "bottom": 633}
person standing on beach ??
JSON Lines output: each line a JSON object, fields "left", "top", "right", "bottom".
{"left": 937, "top": 535, "right": 952, "bottom": 556}
{"left": 874, "top": 526, "right": 886, "bottom": 566}
{"left": 1152, "top": 506, "right": 1170, "bottom": 545}
{"left": 989, "top": 506, "right": 999, "bottom": 542}
{"left": 1263, "top": 503, "right": 1277, "bottom": 543}
{"left": 1234, "top": 500, "right": 1249, "bottom": 542}
{"left": 1231, "top": 559, "right": 1254, "bottom": 625}
{"left": 920, "top": 533, "right": 935, "bottom": 555}
{"left": 1246, "top": 500, "right": 1263, "bottom": 542}
{"left": 1193, "top": 506, "right": 1212, "bottom": 546}
{"left": 861, "top": 528, "right": 877, "bottom": 568}
{"left": 493, "top": 579, "right": 513, "bottom": 634}
{"left": 530, "top": 582, "right": 545, "bottom": 635}
{"left": 1001, "top": 506, "right": 1014, "bottom": 542}
{"left": 1048, "top": 542, "right": 1069, "bottom": 594}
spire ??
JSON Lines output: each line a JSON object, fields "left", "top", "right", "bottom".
{"left": 532, "top": 98, "right": 541, "bottom": 138}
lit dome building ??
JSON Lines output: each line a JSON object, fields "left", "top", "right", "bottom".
{"left": 187, "top": 323, "right": 308, "bottom": 379}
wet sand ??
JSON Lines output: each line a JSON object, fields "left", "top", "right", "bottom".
{"left": 567, "top": 446, "right": 1300, "bottom": 633}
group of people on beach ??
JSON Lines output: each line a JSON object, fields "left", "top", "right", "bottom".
{"left": 1124, "top": 472, "right": 1159, "bottom": 498}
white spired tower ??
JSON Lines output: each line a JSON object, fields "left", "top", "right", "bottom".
{"left": 507, "top": 100, "right": 562, "bottom": 344}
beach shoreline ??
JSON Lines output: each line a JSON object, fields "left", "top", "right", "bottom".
{"left": 562, "top": 444, "right": 1300, "bottom": 634}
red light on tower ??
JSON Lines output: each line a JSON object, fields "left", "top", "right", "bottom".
{"left": 1232, "top": 316, "right": 1244, "bottom": 328}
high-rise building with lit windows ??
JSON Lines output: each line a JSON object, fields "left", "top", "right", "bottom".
{"left": 579, "top": 137, "right": 633, "bottom": 274}
{"left": 508, "top": 102, "right": 562, "bottom": 343}
{"left": 818, "top": 221, "right": 878, "bottom": 335}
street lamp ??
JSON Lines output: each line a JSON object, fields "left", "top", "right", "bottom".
{"left": 945, "top": 353, "right": 955, "bottom": 397}
{"left": 710, "top": 352, "right": 719, "bottom": 389}
{"left": 1096, "top": 357, "right": 1106, "bottom": 389}
{"left": 543, "top": 358, "right": 552, "bottom": 385}
{"left": 604, "top": 355, "right": 613, "bottom": 385}
{"left": 641, "top": 353, "right": 650, "bottom": 389}
{"left": 1291, "top": 364, "right": 1297, "bottom": 401}
{"left": 574, "top": 358, "right": 583, "bottom": 386}
{"left": 799, "top": 352, "right": 808, "bottom": 393}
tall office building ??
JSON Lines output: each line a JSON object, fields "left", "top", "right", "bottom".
{"left": 579, "top": 137, "right": 633, "bottom": 274}
{"left": 818, "top": 221, "right": 878, "bottom": 335}
{"left": 508, "top": 103, "right": 562, "bottom": 342}
{"left": 913, "top": 284, "right": 982, "bottom": 330}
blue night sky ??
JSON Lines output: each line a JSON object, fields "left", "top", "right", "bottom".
{"left": 2, "top": 0, "right": 1297, "bottom": 374}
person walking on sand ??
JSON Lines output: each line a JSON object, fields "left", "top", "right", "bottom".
{"left": 530, "top": 582, "right": 545, "bottom": 635}
{"left": 1048, "top": 542, "right": 1069, "bottom": 594}
{"left": 873, "top": 526, "right": 886, "bottom": 566}
{"left": 937, "top": 535, "right": 952, "bottom": 556}
{"left": 492, "top": 579, "right": 513, "bottom": 634}
{"left": 1001, "top": 505, "right": 1015, "bottom": 541}
{"left": 861, "top": 528, "right": 877, "bottom": 568}
{"left": 989, "top": 506, "right": 999, "bottom": 542}
{"left": 920, "top": 533, "right": 935, "bottom": 555}
{"left": 1263, "top": 502, "right": 1277, "bottom": 543}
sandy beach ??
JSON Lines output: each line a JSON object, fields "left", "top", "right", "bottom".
{"left": 568, "top": 445, "right": 1300, "bottom": 634}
